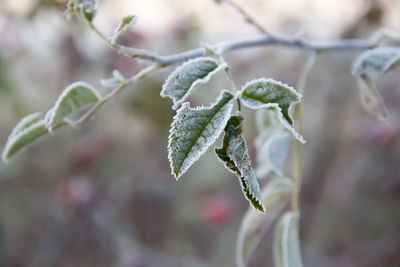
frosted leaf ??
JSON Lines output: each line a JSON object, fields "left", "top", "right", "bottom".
{"left": 9, "top": 112, "right": 41, "bottom": 137}
{"left": 47, "top": 81, "right": 101, "bottom": 131}
{"left": 274, "top": 211, "right": 303, "bottom": 267}
{"left": 353, "top": 46, "right": 400, "bottom": 75}
{"left": 110, "top": 15, "right": 137, "bottom": 44}
{"left": 256, "top": 131, "right": 292, "bottom": 177}
{"left": 161, "top": 57, "right": 227, "bottom": 109}
{"left": 356, "top": 74, "right": 389, "bottom": 121}
{"left": 168, "top": 90, "right": 234, "bottom": 179}
{"left": 236, "top": 177, "right": 293, "bottom": 267}
{"left": 215, "top": 115, "right": 265, "bottom": 212}
{"left": 2, "top": 120, "right": 48, "bottom": 163}
{"left": 100, "top": 70, "right": 126, "bottom": 88}
{"left": 240, "top": 78, "right": 305, "bottom": 143}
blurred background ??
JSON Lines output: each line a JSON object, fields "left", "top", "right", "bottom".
{"left": 0, "top": 0, "right": 400, "bottom": 266}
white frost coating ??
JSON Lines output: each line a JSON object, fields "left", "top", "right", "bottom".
{"left": 240, "top": 78, "right": 305, "bottom": 143}
{"left": 9, "top": 112, "right": 41, "bottom": 137}
{"left": 2, "top": 119, "right": 47, "bottom": 163}
{"left": 46, "top": 81, "right": 101, "bottom": 132}
{"left": 161, "top": 57, "right": 228, "bottom": 110}
{"left": 352, "top": 47, "right": 400, "bottom": 75}
{"left": 236, "top": 177, "right": 293, "bottom": 267}
{"left": 100, "top": 70, "right": 126, "bottom": 88}
{"left": 168, "top": 90, "right": 234, "bottom": 180}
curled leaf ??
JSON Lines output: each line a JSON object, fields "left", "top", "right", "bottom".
{"left": 47, "top": 81, "right": 101, "bottom": 131}
{"left": 215, "top": 116, "right": 264, "bottom": 212}
{"left": 236, "top": 177, "right": 293, "bottom": 267}
{"left": 356, "top": 74, "right": 389, "bottom": 121}
{"left": 353, "top": 46, "right": 400, "bottom": 75}
{"left": 239, "top": 78, "right": 305, "bottom": 143}
{"left": 274, "top": 211, "right": 303, "bottom": 267}
{"left": 168, "top": 90, "right": 234, "bottom": 179}
{"left": 161, "top": 57, "right": 227, "bottom": 109}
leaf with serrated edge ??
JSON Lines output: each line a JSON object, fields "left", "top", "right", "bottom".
{"left": 47, "top": 81, "right": 101, "bottom": 131}
{"left": 168, "top": 90, "right": 234, "bottom": 179}
{"left": 274, "top": 211, "right": 303, "bottom": 267}
{"left": 356, "top": 74, "right": 389, "bottom": 121}
{"left": 215, "top": 115, "right": 265, "bottom": 212}
{"left": 236, "top": 177, "right": 293, "bottom": 267}
{"left": 239, "top": 78, "right": 305, "bottom": 143}
{"left": 353, "top": 47, "right": 400, "bottom": 75}
{"left": 161, "top": 57, "right": 227, "bottom": 110}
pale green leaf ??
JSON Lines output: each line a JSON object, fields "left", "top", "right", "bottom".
{"left": 110, "top": 15, "right": 137, "bottom": 44}
{"left": 236, "top": 177, "right": 293, "bottom": 267}
{"left": 47, "top": 81, "right": 101, "bottom": 131}
{"left": 240, "top": 78, "right": 305, "bottom": 143}
{"left": 168, "top": 90, "right": 234, "bottom": 179}
{"left": 2, "top": 120, "right": 48, "bottom": 163}
{"left": 9, "top": 112, "right": 41, "bottom": 137}
{"left": 100, "top": 70, "right": 126, "bottom": 88}
{"left": 256, "top": 131, "right": 292, "bottom": 178}
{"left": 356, "top": 74, "right": 389, "bottom": 121}
{"left": 215, "top": 115, "right": 264, "bottom": 212}
{"left": 274, "top": 211, "right": 303, "bottom": 267}
{"left": 161, "top": 57, "right": 227, "bottom": 109}
{"left": 353, "top": 46, "right": 400, "bottom": 75}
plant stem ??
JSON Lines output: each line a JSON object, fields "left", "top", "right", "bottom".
{"left": 222, "top": 0, "right": 274, "bottom": 37}
{"left": 87, "top": 17, "right": 378, "bottom": 66}
{"left": 292, "top": 52, "right": 318, "bottom": 212}
{"left": 74, "top": 64, "right": 160, "bottom": 126}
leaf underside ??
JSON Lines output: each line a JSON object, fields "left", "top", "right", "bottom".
{"left": 47, "top": 81, "right": 100, "bottom": 130}
{"left": 168, "top": 90, "right": 234, "bottom": 179}
{"left": 357, "top": 74, "right": 389, "bottom": 120}
{"left": 236, "top": 177, "right": 293, "bottom": 267}
{"left": 161, "top": 57, "right": 225, "bottom": 109}
{"left": 239, "top": 78, "right": 305, "bottom": 143}
{"left": 353, "top": 46, "right": 400, "bottom": 75}
{"left": 215, "top": 115, "right": 265, "bottom": 213}
{"left": 274, "top": 211, "right": 303, "bottom": 267}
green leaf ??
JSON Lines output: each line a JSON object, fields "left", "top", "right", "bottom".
{"left": 254, "top": 109, "right": 292, "bottom": 178}
{"left": 2, "top": 120, "right": 48, "bottom": 163}
{"left": 47, "top": 81, "right": 101, "bottom": 131}
{"left": 2, "top": 113, "right": 69, "bottom": 163}
{"left": 80, "top": 0, "right": 98, "bottom": 22}
{"left": 240, "top": 78, "right": 305, "bottom": 143}
{"left": 110, "top": 15, "right": 137, "bottom": 44}
{"left": 215, "top": 115, "right": 265, "bottom": 212}
{"left": 161, "top": 57, "right": 227, "bottom": 109}
{"left": 100, "top": 70, "right": 126, "bottom": 88}
{"left": 168, "top": 90, "right": 234, "bottom": 179}
{"left": 353, "top": 46, "right": 400, "bottom": 75}
{"left": 256, "top": 131, "right": 292, "bottom": 177}
{"left": 236, "top": 177, "right": 293, "bottom": 267}
{"left": 356, "top": 74, "right": 389, "bottom": 121}
{"left": 274, "top": 211, "right": 303, "bottom": 267}
{"left": 9, "top": 112, "right": 41, "bottom": 137}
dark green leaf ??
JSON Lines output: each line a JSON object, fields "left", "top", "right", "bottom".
{"left": 215, "top": 115, "right": 265, "bottom": 212}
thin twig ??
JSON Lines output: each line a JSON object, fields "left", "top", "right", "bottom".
{"left": 292, "top": 52, "right": 318, "bottom": 212}
{"left": 74, "top": 64, "right": 161, "bottom": 126}
{"left": 87, "top": 19, "right": 377, "bottom": 66}
{"left": 222, "top": 0, "right": 274, "bottom": 37}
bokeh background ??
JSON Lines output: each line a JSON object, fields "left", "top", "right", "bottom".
{"left": 0, "top": 0, "right": 400, "bottom": 266}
